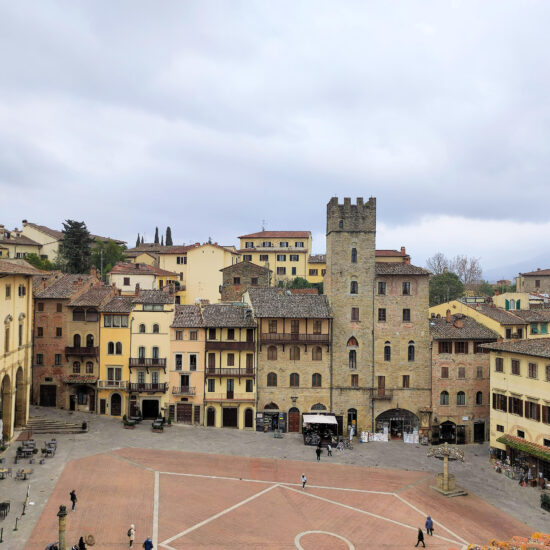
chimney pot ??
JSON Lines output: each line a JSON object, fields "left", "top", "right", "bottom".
{"left": 135, "top": 283, "right": 140, "bottom": 296}
{"left": 445, "top": 309, "right": 451, "bottom": 323}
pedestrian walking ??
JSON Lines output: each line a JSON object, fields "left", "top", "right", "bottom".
{"left": 78, "top": 536, "right": 86, "bottom": 550}
{"left": 327, "top": 443, "right": 332, "bottom": 457}
{"left": 70, "top": 490, "right": 77, "bottom": 511}
{"left": 301, "top": 474, "right": 307, "bottom": 489}
{"left": 143, "top": 536, "right": 154, "bottom": 549}
{"left": 415, "top": 528, "right": 425, "bottom": 547}
{"left": 315, "top": 447, "right": 321, "bottom": 462}
{"left": 128, "top": 524, "right": 135, "bottom": 548}
{"left": 425, "top": 516, "right": 433, "bottom": 536}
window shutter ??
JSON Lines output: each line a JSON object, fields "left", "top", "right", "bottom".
{"left": 516, "top": 299, "right": 521, "bottom": 309}
{"left": 519, "top": 399, "right": 524, "bottom": 417}
{"left": 438, "top": 342, "right": 443, "bottom": 354}
{"left": 492, "top": 393, "right": 496, "bottom": 410}
{"left": 536, "top": 404, "right": 541, "bottom": 422}
{"left": 464, "top": 342, "right": 469, "bottom": 354}
{"left": 505, "top": 299, "right": 509, "bottom": 310}
{"left": 508, "top": 396, "right": 513, "bottom": 413}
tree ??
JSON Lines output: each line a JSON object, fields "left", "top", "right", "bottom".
{"left": 25, "top": 253, "right": 55, "bottom": 271}
{"left": 91, "top": 239, "right": 127, "bottom": 277}
{"left": 425, "top": 252, "right": 483, "bottom": 284}
{"left": 425, "top": 252, "right": 448, "bottom": 275}
{"left": 136, "top": 233, "right": 140, "bottom": 248}
{"left": 429, "top": 272, "right": 464, "bottom": 306}
{"left": 166, "top": 227, "right": 173, "bottom": 246}
{"left": 161, "top": 235, "right": 164, "bottom": 246}
{"left": 154, "top": 227, "right": 159, "bottom": 244}
{"left": 58, "top": 220, "right": 94, "bottom": 274}
{"left": 141, "top": 236, "right": 144, "bottom": 244}
{"left": 476, "top": 280, "right": 495, "bottom": 297}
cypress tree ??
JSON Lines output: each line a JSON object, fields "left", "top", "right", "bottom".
{"left": 154, "top": 227, "right": 159, "bottom": 244}
{"left": 161, "top": 235, "right": 164, "bottom": 246}
{"left": 166, "top": 227, "right": 173, "bottom": 246}
{"left": 136, "top": 233, "right": 140, "bottom": 248}
{"left": 59, "top": 220, "right": 93, "bottom": 273}
{"left": 141, "top": 236, "right": 144, "bottom": 244}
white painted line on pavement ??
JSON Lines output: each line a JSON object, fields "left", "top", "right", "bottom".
{"left": 153, "top": 471, "right": 159, "bottom": 548}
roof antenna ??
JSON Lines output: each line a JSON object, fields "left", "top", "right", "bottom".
{"left": 261, "top": 219, "right": 266, "bottom": 231}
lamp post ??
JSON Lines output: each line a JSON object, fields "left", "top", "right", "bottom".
{"left": 57, "top": 505, "right": 67, "bottom": 550}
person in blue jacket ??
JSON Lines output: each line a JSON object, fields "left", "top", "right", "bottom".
{"left": 425, "top": 515, "right": 434, "bottom": 535}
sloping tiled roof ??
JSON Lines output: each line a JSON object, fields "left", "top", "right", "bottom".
{"left": 430, "top": 315, "right": 499, "bottom": 340}
{"left": 69, "top": 286, "right": 113, "bottom": 307}
{"left": 506, "top": 309, "right": 550, "bottom": 323}
{"left": 238, "top": 231, "right": 311, "bottom": 239}
{"left": 132, "top": 290, "right": 174, "bottom": 305}
{"left": 496, "top": 434, "right": 550, "bottom": 462}
{"left": 171, "top": 305, "right": 204, "bottom": 328}
{"left": 464, "top": 303, "right": 527, "bottom": 325}
{"left": 479, "top": 337, "right": 550, "bottom": 358}
{"left": 0, "top": 259, "right": 45, "bottom": 276}
{"left": 35, "top": 274, "right": 95, "bottom": 299}
{"left": 375, "top": 249, "right": 409, "bottom": 258}
{"left": 0, "top": 233, "right": 41, "bottom": 247}
{"left": 520, "top": 268, "right": 550, "bottom": 276}
{"left": 24, "top": 222, "right": 125, "bottom": 244}
{"left": 110, "top": 262, "right": 176, "bottom": 277}
{"left": 375, "top": 263, "right": 430, "bottom": 276}
{"left": 62, "top": 375, "right": 98, "bottom": 384}
{"left": 201, "top": 304, "right": 255, "bottom": 327}
{"left": 100, "top": 296, "right": 134, "bottom": 313}
{"left": 220, "top": 261, "right": 271, "bottom": 274}
{"left": 308, "top": 254, "right": 326, "bottom": 264}
{"left": 125, "top": 243, "right": 196, "bottom": 255}
{"left": 247, "top": 288, "right": 331, "bottom": 318}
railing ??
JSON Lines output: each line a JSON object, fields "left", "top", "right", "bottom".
{"left": 172, "top": 386, "right": 196, "bottom": 395}
{"left": 129, "top": 383, "right": 168, "bottom": 393}
{"left": 98, "top": 380, "right": 128, "bottom": 389}
{"left": 204, "top": 393, "right": 255, "bottom": 402}
{"left": 65, "top": 346, "right": 98, "bottom": 356}
{"left": 259, "top": 333, "right": 330, "bottom": 345}
{"left": 205, "top": 341, "right": 255, "bottom": 351}
{"left": 129, "top": 358, "right": 167, "bottom": 368}
{"left": 206, "top": 368, "right": 254, "bottom": 377}
{"left": 372, "top": 388, "right": 393, "bottom": 400}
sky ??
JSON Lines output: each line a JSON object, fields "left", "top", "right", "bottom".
{"left": 1, "top": 1, "right": 550, "bottom": 280}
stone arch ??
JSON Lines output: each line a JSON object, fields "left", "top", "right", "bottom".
{"left": 15, "top": 366, "right": 27, "bottom": 428}
{"left": 1, "top": 374, "right": 13, "bottom": 442}
{"left": 347, "top": 337, "right": 358, "bottom": 347}
{"left": 264, "top": 402, "right": 279, "bottom": 410}
{"left": 311, "top": 403, "right": 326, "bottom": 411}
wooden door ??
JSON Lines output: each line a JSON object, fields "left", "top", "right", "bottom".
{"left": 377, "top": 376, "right": 385, "bottom": 397}
{"left": 177, "top": 403, "right": 192, "bottom": 424}
{"left": 288, "top": 410, "right": 300, "bottom": 432}
{"left": 100, "top": 399, "right": 106, "bottom": 415}
{"left": 226, "top": 379, "right": 234, "bottom": 399}
{"left": 222, "top": 407, "right": 238, "bottom": 428}
{"left": 193, "top": 405, "right": 201, "bottom": 425}
{"left": 111, "top": 394, "right": 122, "bottom": 416}
{"left": 207, "top": 407, "right": 215, "bottom": 427}
{"left": 244, "top": 408, "right": 254, "bottom": 428}
{"left": 40, "top": 385, "right": 56, "bottom": 407}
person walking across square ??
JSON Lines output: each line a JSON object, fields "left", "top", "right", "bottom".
{"left": 327, "top": 443, "right": 332, "bottom": 457}
{"left": 70, "top": 490, "right": 77, "bottom": 511}
{"left": 301, "top": 474, "right": 307, "bottom": 489}
{"left": 143, "top": 536, "right": 154, "bottom": 550}
{"left": 315, "top": 446, "right": 321, "bottom": 462}
{"left": 425, "top": 516, "right": 433, "bottom": 536}
{"left": 128, "top": 524, "right": 135, "bottom": 547}
{"left": 415, "top": 528, "right": 425, "bottom": 547}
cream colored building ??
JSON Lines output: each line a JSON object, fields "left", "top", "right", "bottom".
{"left": 0, "top": 225, "right": 41, "bottom": 259}
{"left": 108, "top": 262, "right": 178, "bottom": 296}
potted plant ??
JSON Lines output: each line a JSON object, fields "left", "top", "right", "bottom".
{"left": 541, "top": 493, "right": 550, "bottom": 512}
{"left": 123, "top": 414, "right": 128, "bottom": 423}
{"left": 32, "top": 448, "right": 39, "bottom": 455}
{"left": 166, "top": 417, "right": 172, "bottom": 427}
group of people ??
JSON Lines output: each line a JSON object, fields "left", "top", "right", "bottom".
{"left": 414, "top": 516, "right": 434, "bottom": 547}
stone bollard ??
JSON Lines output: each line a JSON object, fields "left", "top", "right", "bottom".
{"left": 57, "top": 505, "right": 67, "bottom": 550}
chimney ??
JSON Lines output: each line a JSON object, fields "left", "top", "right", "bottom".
{"left": 445, "top": 309, "right": 451, "bottom": 323}
{"left": 538, "top": 268, "right": 541, "bottom": 271}
{"left": 401, "top": 246, "right": 406, "bottom": 255}
{"left": 454, "top": 318, "right": 463, "bottom": 329}
{"left": 90, "top": 266, "right": 98, "bottom": 279}
{"left": 135, "top": 283, "right": 140, "bottom": 297}
{"left": 497, "top": 336, "right": 503, "bottom": 343}
{"left": 0, "top": 224, "right": 4, "bottom": 240}
{"left": 22, "top": 219, "right": 28, "bottom": 226}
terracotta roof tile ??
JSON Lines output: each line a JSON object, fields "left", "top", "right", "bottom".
{"left": 496, "top": 434, "right": 550, "bottom": 462}
{"left": 375, "top": 263, "right": 430, "bottom": 276}
{"left": 0, "top": 259, "right": 45, "bottom": 276}
{"left": 247, "top": 288, "right": 331, "bottom": 318}
{"left": 201, "top": 303, "right": 255, "bottom": 328}
{"left": 100, "top": 296, "right": 134, "bottom": 313}
{"left": 24, "top": 222, "right": 124, "bottom": 244}
{"left": 480, "top": 337, "right": 550, "bottom": 358}
{"left": 308, "top": 254, "right": 326, "bottom": 264}
{"left": 171, "top": 305, "right": 204, "bottom": 328}
{"left": 0, "top": 233, "right": 41, "bottom": 247}
{"left": 430, "top": 315, "right": 499, "bottom": 340}
{"left": 464, "top": 303, "right": 527, "bottom": 325}
{"left": 506, "top": 309, "right": 550, "bottom": 323}
{"left": 220, "top": 262, "right": 271, "bottom": 274}
{"left": 375, "top": 249, "right": 409, "bottom": 257}
{"left": 132, "top": 289, "right": 174, "bottom": 305}
{"left": 62, "top": 375, "right": 98, "bottom": 384}
{"left": 110, "top": 262, "right": 177, "bottom": 277}
{"left": 238, "top": 231, "right": 311, "bottom": 239}
{"left": 520, "top": 268, "right": 550, "bottom": 276}
{"left": 35, "top": 274, "right": 96, "bottom": 299}
{"left": 68, "top": 286, "right": 113, "bottom": 307}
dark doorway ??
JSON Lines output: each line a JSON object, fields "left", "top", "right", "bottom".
{"left": 110, "top": 394, "right": 122, "bottom": 416}
{"left": 100, "top": 399, "right": 106, "bottom": 415}
{"left": 375, "top": 409, "right": 420, "bottom": 439}
{"left": 244, "top": 408, "right": 254, "bottom": 428}
{"left": 40, "top": 385, "right": 56, "bottom": 407}
{"left": 193, "top": 405, "right": 201, "bottom": 424}
{"left": 456, "top": 425, "right": 466, "bottom": 445}
{"left": 207, "top": 407, "right": 216, "bottom": 427}
{"left": 223, "top": 407, "right": 238, "bottom": 428}
{"left": 142, "top": 400, "right": 159, "bottom": 419}
{"left": 439, "top": 421, "right": 456, "bottom": 444}
{"left": 288, "top": 407, "right": 300, "bottom": 432}
{"left": 177, "top": 403, "right": 192, "bottom": 423}
{"left": 474, "top": 421, "right": 485, "bottom": 443}
{"left": 347, "top": 408, "right": 357, "bottom": 435}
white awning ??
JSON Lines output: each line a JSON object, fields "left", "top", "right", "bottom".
{"left": 302, "top": 414, "right": 337, "bottom": 426}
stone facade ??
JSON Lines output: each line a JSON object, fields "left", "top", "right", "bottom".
{"left": 517, "top": 269, "right": 550, "bottom": 294}
{"left": 220, "top": 261, "right": 271, "bottom": 302}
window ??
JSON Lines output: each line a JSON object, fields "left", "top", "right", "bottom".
{"left": 245, "top": 379, "right": 253, "bottom": 392}
{"left": 295, "top": 242, "right": 304, "bottom": 248}
{"left": 243, "top": 255, "right": 252, "bottom": 261}
{"left": 276, "top": 254, "right": 286, "bottom": 262}
{"left": 267, "top": 346, "right": 277, "bottom": 360}
{"left": 377, "top": 308, "right": 386, "bottom": 322}
{"left": 288, "top": 254, "right": 299, "bottom": 263}
{"left": 321, "top": 269, "right": 326, "bottom": 276}
{"left": 312, "top": 346, "right": 322, "bottom": 361}
{"left": 86, "top": 334, "right": 94, "bottom": 347}
{"left": 108, "top": 342, "right": 114, "bottom": 354}
{"left": 505, "top": 328, "right": 512, "bottom": 339}
{"left": 139, "top": 324, "right": 146, "bottom": 333}
{"left": 138, "top": 346, "right": 145, "bottom": 358}
{"left": 526, "top": 401, "right": 539, "bottom": 421}
{"left": 152, "top": 346, "right": 159, "bottom": 359}
{"left": 402, "top": 375, "right": 410, "bottom": 388}
{"left": 137, "top": 370, "right": 145, "bottom": 384}
{"left": 546, "top": 365, "right": 550, "bottom": 381}
{"left": 511, "top": 359, "right": 520, "bottom": 375}
{"left": 377, "top": 281, "right": 386, "bottom": 295}
{"left": 267, "top": 372, "right": 277, "bottom": 387}
{"left": 339, "top": 219, "right": 344, "bottom": 229}
{"left": 458, "top": 367, "right": 465, "bottom": 379}
{"left": 73, "top": 308, "right": 85, "bottom": 321}
{"left": 293, "top": 267, "right": 297, "bottom": 276}
{"left": 175, "top": 330, "right": 183, "bottom": 341}
{"left": 495, "top": 358, "right": 504, "bottom": 372}
{"left": 123, "top": 277, "right": 130, "bottom": 286}
{"left": 116, "top": 342, "right": 122, "bottom": 354}
{"left": 351, "top": 307, "right": 359, "bottom": 321}
{"left": 104, "top": 315, "right": 112, "bottom": 327}
{"left": 351, "top": 248, "right": 357, "bottom": 263}
{"left": 190, "top": 330, "right": 198, "bottom": 341}
{"left": 531, "top": 323, "right": 539, "bottom": 335}
{"left": 277, "top": 267, "right": 286, "bottom": 275}
{"left": 350, "top": 281, "right": 358, "bottom": 294}
{"left": 37, "top": 327, "right": 44, "bottom": 338}
{"left": 262, "top": 242, "right": 272, "bottom": 247}
{"left": 291, "top": 320, "right": 299, "bottom": 334}
{"left": 517, "top": 430, "right": 525, "bottom": 438}
{"left": 227, "top": 353, "right": 235, "bottom": 367}
{"left": 496, "top": 425, "right": 504, "bottom": 433}
{"left": 73, "top": 361, "right": 81, "bottom": 374}
{"left": 207, "top": 379, "right": 215, "bottom": 392}
{"left": 384, "top": 342, "right": 391, "bottom": 361}
{"left": 189, "top": 354, "right": 197, "bottom": 371}
{"left": 351, "top": 374, "right": 359, "bottom": 387}
{"left": 177, "top": 256, "right": 186, "bottom": 264}
{"left": 245, "top": 241, "right": 254, "bottom": 249}
{"left": 175, "top": 354, "right": 183, "bottom": 370}
{"left": 36, "top": 353, "right": 43, "bottom": 365}
{"left": 86, "top": 361, "right": 94, "bottom": 374}
{"left": 290, "top": 373, "right": 299, "bottom": 387}
{"left": 492, "top": 393, "right": 507, "bottom": 412}
{"left": 86, "top": 309, "right": 98, "bottom": 322}
{"left": 233, "top": 277, "right": 241, "bottom": 285}
{"left": 5, "top": 285, "right": 11, "bottom": 299}
{"left": 312, "top": 373, "right": 322, "bottom": 387}
{"left": 208, "top": 328, "right": 216, "bottom": 340}
{"left": 227, "top": 328, "right": 235, "bottom": 340}
{"left": 455, "top": 342, "right": 467, "bottom": 354}
{"left": 268, "top": 320, "right": 277, "bottom": 333}
{"left": 112, "top": 315, "right": 121, "bottom": 328}
{"left": 456, "top": 391, "right": 466, "bottom": 405}
{"left": 474, "top": 341, "right": 489, "bottom": 354}
{"left": 408, "top": 341, "right": 415, "bottom": 362}
{"left": 55, "top": 354, "right": 61, "bottom": 365}
{"left": 529, "top": 363, "right": 538, "bottom": 378}
{"left": 517, "top": 328, "right": 523, "bottom": 338}
{"left": 349, "top": 350, "right": 357, "bottom": 369}
{"left": 476, "top": 391, "right": 483, "bottom": 405}
{"left": 309, "top": 269, "right": 318, "bottom": 276}
{"left": 402, "top": 282, "right": 411, "bottom": 295}
{"left": 56, "top": 327, "right": 62, "bottom": 337}
{"left": 37, "top": 301, "right": 44, "bottom": 311}
{"left": 290, "top": 346, "right": 300, "bottom": 360}
{"left": 152, "top": 324, "right": 160, "bottom": 334}
{"left": 259, "top": 254, "right": 269, "bottom": 261}
{"left": 536, "top": 279, "right": 541, "bottom": 288}
{"left": 510, "top": 396, "right": 523, "bottom": 415}
{"left": 280, "top": 242, "right": 288, "bottom": 248}
{"left": 251, "top": 277, "right": 258, "bottom": 285}
{"left": 402, "top": 309, "right": 411, "bottom": 322}
{"left": 476, "top": 366, "right": 483, "bottom": 378}
{"left": 18, "top": 284, "right": 26, "bottom": 297}
{"left": 440, "top": 391, "right": 449, "bottom": 405}
{"left": 56, "top": 302, "right": 62, "bottom": 313}
{"left": 441, "top": 366, "right": 449, "bottom": 378}
{"left": 438, "top": 341, "right": 452, "bottom": 354}
{"left": 313, "top": 320, "right": 322, "bottom": 334}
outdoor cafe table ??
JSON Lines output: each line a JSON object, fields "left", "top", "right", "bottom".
{"left": 20, "top": 469, "right": 32, "bottom": 480}
{"left": 0, "top": 468, "right": 8, "bottom": 479}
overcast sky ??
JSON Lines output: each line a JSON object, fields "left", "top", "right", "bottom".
{"left": 1, "top": 1, "right": 549, "bottom": 280}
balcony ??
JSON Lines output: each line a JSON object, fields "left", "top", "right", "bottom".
{"left": 204, "top": 393, "right": 255, "bottom": 402}
{"left": 260, "top": 333, "right": 330, "bottom": 346}
{"left": 65, "top": 346, "right": 98, "bottom": 357}
{"left": 206, "top": 368, "right": 254, "bottom": 378}
{"left": 98, "top": 380, "right": 128, "bottom": 390}
{"left": 129, "top": 358, "right": 167, "bottom": 370}
{"left": 372, "top": 389, "right": 393, "bottom": 400}
{"left": 172, "top": 386, "right": 196, "bottom": 396}
{"left": 205, "top": 341, "right": 255, "bottom": 351}
{"left": 129, "top": 382, "right": 168, "bottom": 393}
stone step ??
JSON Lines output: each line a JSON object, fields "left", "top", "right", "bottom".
{"left": 22, "top": 416, "right": 88, "bottom": 435}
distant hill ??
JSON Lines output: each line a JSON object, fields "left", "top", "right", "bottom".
{"left": 484, "top": 251, "right": 550, "bottom": 283}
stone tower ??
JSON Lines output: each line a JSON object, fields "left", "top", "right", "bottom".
{"left": 325, "top": 197, "right": 376, "bottom": 432}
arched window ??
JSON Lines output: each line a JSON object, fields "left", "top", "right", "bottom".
{"left": 138, "top": 346, "right": 145, "bottom": 358}
{"left": 139, "top": 324, "right": 146, "bottom": 333}
{"left": 440, "top": 391, "right": 449, "bottom": 405}
{"left": 107, "top": 342, "right": 114, "bottom": 355}
{"left": 153, "top": 324, "right": 160, "bottom": 334}
{"left": 267, "top": 372, "right": 277, "bottom": 387}
{"left": 347, "top": 337, "right": 358, "bottom": 347}
{"left": 73, "top": 361, "right": 81, "bottom": 374}
{"left": 267, "top": 346, "right": 277, "bottom": 360}
{"left": 312, "top": 373, "right": 322, "bottom": 387}
{"left": 290, "top": 373, "right": 300, "bottom": 387}
{"left": 86, "top": 361, "right": 94, "bottom": 374}
{"left": 311, "top": 403, "right": 326, "bottom": 411}
{"left": 349, "top": 350, "right": 357, "bottom": 369}
{"left": 264, "top": 402, "right": 279, "bottom": 410}
{"left": 152, "top": 347, "right": 159, "bottom": 359}
{"left": 312, "top": 346, "right": 322, "bottom": 361}
{"left": 350, "top": 281, "right": 358, "bottom": 294}
{"left": 408, "top": 341, "right": 415, "bottom": 362}
{"left": 290, "top": 346, "right": 300, "bottom": 360}
{"left": 73, "top": 334, "right": 81, "bottom": 347}
{"left": 509, "top": 299, "right": 516, "bottom": 310}
{"left": 457, "top": 391, "right": 466, "bottom": 406}
{"left": 73, "top": 308, "right": 85, "bottom": 321}
{"left": 115, "top": 342, "right": 122, "bottom": 355}
{"left": 351, "top": 248, "right": 357, "bottom": 263}
{"left": 384, "top": 341, "right": 391, "bottom": 362}
{"left": 476, "top": 391, "right": 483, "bottom": 405}
{"left": 86, "top": 334, "right": 94, "bottom": 347}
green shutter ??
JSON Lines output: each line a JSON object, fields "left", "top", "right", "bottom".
{"left": 505, "top": 299, "right": 509, "bottom": 310}
{"left": 516, "top": 299, "right": 521, "bottom": 309}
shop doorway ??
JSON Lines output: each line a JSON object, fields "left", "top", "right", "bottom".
{"left": 288, "top": 407, "right": 300, "bottom": 432}
{"left": 474, "top": 421, "right": 485, "bottom": 443}
{"left": 14, "top": 367, "right": 26, "bottom": 428}
{"left": 40, "top": 385, "right": 56, "bottom": 407}
{"left": 100, "top": 399, "right": 106, "bottom": 415}
{"left": 347, "top": 408, "right": 357, "bottom": 435}
{"left": 456, "top": 425, "right": 466, "bottom": 445}
{"left": 223, "top": 407, "right": 238, "bottom": 428}
{"left": 439, "top": 421, "right": 456, "bottom": 444}
{"left": 207, "top": 407, "right": 216, "bottom": 427}
{"left": 142, "top": 399, "right": 159, "bottom": 419}
{"left": 244, "top": 408, "right": 254, "bottom": 428}
{"left": 375, "top": 409, "right": 419, "bottom": 439}
{"left": 1, "top": 375, "right": 12, "bottom": 441}
{"left": 110, "top": 393, "right": 122, "bottom": 416}
{"left": 177, "top": 403, "right": 192, "bottom": 423}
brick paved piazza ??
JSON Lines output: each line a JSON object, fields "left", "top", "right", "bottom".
{"left": 0, "top": 407, "right": 545, "bottom": 549}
